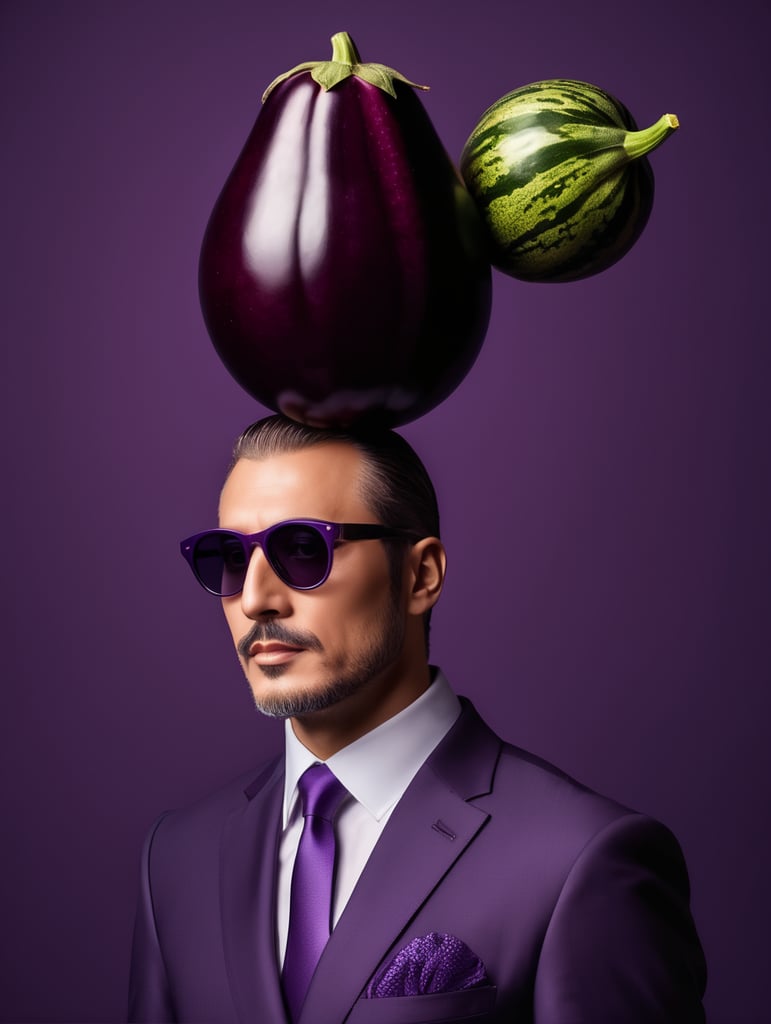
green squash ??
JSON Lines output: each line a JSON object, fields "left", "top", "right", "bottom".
{"left": 460, "top": 79, "right": 679, "bottom": 282}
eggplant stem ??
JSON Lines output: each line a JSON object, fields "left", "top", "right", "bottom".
{"left": 330, "top": 31, "right": 362, "bottom": 65}
{"left": 262, "top": 30, "right": 429, "bottom": 102}
{"left": 624, "top": 113, "right": 680, "bottom": 160}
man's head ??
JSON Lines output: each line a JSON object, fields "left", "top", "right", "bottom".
{"left": 207, "top": 416, "right": 445, "bottom": 751}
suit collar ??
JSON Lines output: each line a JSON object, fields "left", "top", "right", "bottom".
{"left": 426, "top": 696, "right": 502, "bottom": 800}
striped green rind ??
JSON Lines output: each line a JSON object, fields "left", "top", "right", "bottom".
{"left": 460, "top": 79, "right": 676, "bottom": 282}
{"left": 466, "top": 79, "right": 634, "bottom": 138}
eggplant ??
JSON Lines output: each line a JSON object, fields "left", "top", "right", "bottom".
{"left": 199, "top": 32, "right": 492, "bottom": 428}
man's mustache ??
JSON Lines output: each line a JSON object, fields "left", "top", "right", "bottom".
{"left": 237, "top": 619, "right": 323, "bottom": 660}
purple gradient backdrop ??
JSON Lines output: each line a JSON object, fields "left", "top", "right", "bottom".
{"left": 1, "top": 2, "right": 768, "bottom": 1021}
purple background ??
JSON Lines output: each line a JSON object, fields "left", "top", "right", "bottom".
{"left": 2, "top": 2, "right": 768, "bottom": 1021}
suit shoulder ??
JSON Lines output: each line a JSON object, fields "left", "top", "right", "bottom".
{"left": 476, "top": 732, "right": 697, "bottom": 922}
{"left": 445, "top": 698, "right": 636, "bottom": 840}
{"left": 146, "top": 754, "right": 281, "bottom": 849}
{"left": 488, "top": 734, "right": 646, "bottom": 848}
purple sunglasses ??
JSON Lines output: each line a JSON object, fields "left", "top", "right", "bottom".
{"left": 180, "top": 518, "right": 417, "bottom": 596}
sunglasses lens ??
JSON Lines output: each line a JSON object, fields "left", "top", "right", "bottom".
{"left": 194, "top": 533, "right": 248, "bottom": 596}
{"left": 267, "top": 523, "right": 331, "bottom": 589}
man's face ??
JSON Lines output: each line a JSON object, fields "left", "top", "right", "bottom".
{"left": 218, "top": 443, "right": 411, "bottom": 721}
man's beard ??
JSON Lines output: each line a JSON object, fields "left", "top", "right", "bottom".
{"left": 237, "top": 589, "right": 405, "bottom": 719}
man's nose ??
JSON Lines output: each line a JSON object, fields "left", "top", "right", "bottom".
{"left": 239, "top": 544, "right": 293, "bottom": 619}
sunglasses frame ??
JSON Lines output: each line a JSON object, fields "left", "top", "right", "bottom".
{"left": 180, "top": 518, "right": 417, "bottom": 596}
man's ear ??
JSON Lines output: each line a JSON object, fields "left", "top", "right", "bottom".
{"left": 405, "top": 537, "right": 446, "bottom": 616}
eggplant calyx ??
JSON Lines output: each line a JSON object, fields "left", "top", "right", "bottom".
{"left": 262, "top": 31, "right": 429, "bottom": 103}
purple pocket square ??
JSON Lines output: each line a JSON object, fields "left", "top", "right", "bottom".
{"left": 366, "top": 932, "right": 489, "bottom": 998}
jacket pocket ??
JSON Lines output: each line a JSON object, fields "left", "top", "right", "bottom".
{"left": 346, "top": 984, "right": 497, "bottom": 1023}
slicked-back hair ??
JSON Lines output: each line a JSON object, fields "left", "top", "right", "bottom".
{"left": 227, "top": 414, "right": 441, "bottom": 648}
{"left": 229, "top": 415, "right": 440, "bottom": 537}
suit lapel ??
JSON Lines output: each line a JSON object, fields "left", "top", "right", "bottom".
{"left": 220, "top": 757, "right": 289, "bottom": 1024}
{"left": 298, "top": 700, "right": 501, "bottom": 1024}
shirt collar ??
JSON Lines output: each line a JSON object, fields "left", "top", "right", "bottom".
{"left": 282, "top": 668, "right": 460, "bottom": 827}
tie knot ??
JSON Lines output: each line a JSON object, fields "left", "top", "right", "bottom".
{"left": 298, "top": 763, "right": 348, "bottom": 822}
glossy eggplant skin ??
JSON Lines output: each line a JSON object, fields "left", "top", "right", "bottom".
{"left": 199, "top": 72, "right": 492, "bottom": 428}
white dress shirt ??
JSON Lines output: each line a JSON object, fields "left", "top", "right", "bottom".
{"left": 276, "top": 669, "right": 461, "bottom": 966}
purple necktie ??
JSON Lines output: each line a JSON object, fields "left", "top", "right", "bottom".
{"left": 282, "top": 763, "right": 348, "bottom": 1021}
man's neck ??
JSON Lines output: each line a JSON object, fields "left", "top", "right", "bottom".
{"left": 288, "top": 662, "right": 433, "bottom": 759}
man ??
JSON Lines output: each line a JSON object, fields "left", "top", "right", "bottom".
{"left": 129, "top": 414, "right": 706, "bottom": 1023}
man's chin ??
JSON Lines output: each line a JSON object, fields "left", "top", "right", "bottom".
{"left": 246, "top": 672, "right": 362, "bottom": 720}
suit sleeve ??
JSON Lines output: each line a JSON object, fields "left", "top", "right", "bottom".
{"left": 128, "top": 813, "right": 177, "bottom": 1023}
{"left": 533, "top": 813, "right": 706, "bottom": 1023}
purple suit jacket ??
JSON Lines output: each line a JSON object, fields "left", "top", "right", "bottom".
{"left": 128, "top": 699, "right": 706, "bottom": 1023}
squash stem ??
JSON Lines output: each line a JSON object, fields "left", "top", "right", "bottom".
{"left": 330, "top": 31, "right": 362, "bottom": 66}
{"left": 624, "top": 113, "right": 679, "bottom": 160}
